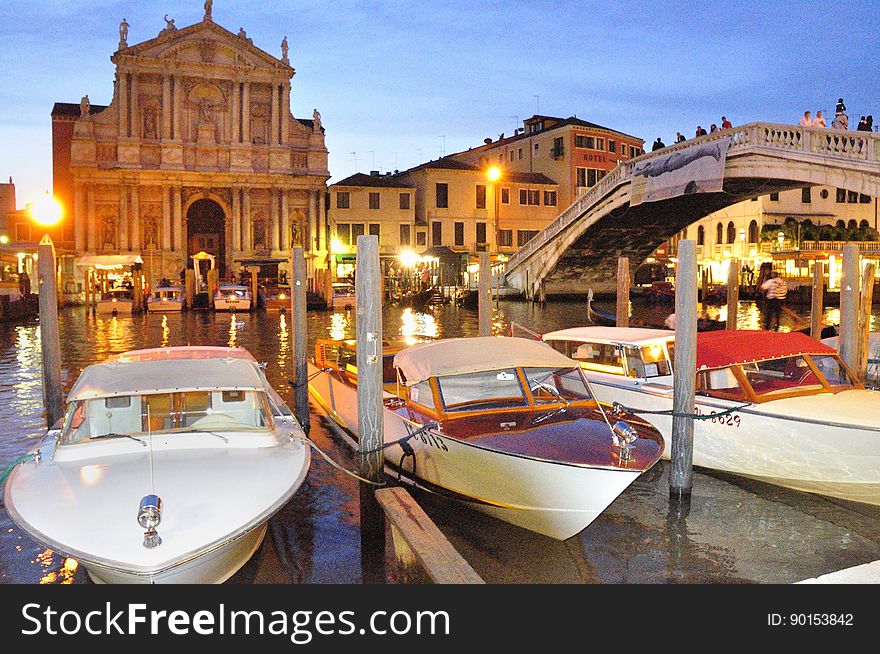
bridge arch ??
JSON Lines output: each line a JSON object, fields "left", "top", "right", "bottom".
{"left": 503, "top": 123, "right": 880, "bottom": 297}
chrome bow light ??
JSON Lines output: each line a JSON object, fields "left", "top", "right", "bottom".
{"left": 611, "top": 421, "right": 639, "bottom": 461}
{"left": 138, "top": 494, "right": 163, "bottom": 548}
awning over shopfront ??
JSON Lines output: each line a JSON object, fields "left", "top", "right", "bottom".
{"left": 75, "top": 254, "right": 143, "bottom": 269}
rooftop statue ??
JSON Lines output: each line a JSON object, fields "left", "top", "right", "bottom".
{"left": 161, "top": 14, "right": 177, "bottom": 36}
{"left": 118, "top": 18, "right": 129, "bottom": 49}
{"left": 204, "top": 0, "right": 213, "bottom": 21}
{"left": 80, "top": 94, "right": 91, "bottom": 119}
{"left": 281, "top": 36, "right": 289, "bottom": 64}
{"left": 312, "top": 109, "right": 321, "bottom": 131}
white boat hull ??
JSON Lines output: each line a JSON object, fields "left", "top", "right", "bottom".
{"left": 214, "top": 298, "right": 251, "bottom": 312}
{"left": 97, "top": 300, "right": 134, "bottom": 314}
{"left": 308, "top": 363, "right": 642, "bottom": 540}
{"left": 585, "top": 373, "right": 880, "bottom": 505}
{"left": 147, "top": 301, "right": 184, "bottom": 312}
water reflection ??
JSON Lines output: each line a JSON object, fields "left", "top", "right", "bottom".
{"left": 399, "top": 307, "right": 438, "bottom": 343}
{"left": 328, "top": 312, "right": 348, "bottom": 340}
{"left": 227, "top": 313, "right": 238, "bottom": 347}
{"left": 161, "top": 315, "right": 169, "bottom": 347}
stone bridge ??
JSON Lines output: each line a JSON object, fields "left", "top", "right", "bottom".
{"left": 501, "top": 122, "right": 880, "bottom": 298}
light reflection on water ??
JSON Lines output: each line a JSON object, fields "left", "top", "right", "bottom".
{"left": 2, "top": 299, "right": 880, "bottom": 584}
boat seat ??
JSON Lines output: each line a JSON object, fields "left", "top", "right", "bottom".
{"left": 143, "top": 394, "right": 173, "bottom": 431}
{"left": 708, "top": 367, "right": 739, "bottom": 391}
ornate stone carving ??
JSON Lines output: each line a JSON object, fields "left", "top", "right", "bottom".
{"left": 160, "top": 15, "right": 177, "bottom": 36}
{"left": 142, "top": 211, "right": 160, "bottom": 250}
{"left": 118, "top": 18, "right": 129, "bottom": 50}
{"left": 99, "top": 208, "right": 118, "bottom": 249}
{"left": 80, "top": 95, "right": 91, "bottom": 119}
{"left": 96, "top": 143, "right": 117, "bottom": 162}
{"left": 142, "top": 101, "right": 160, "bottom": 139}
{"left": 198, "top": 39, "right": 216, "bottom": 63}
{"left": 251, "top": 103, "right": 269, "bottom": 145}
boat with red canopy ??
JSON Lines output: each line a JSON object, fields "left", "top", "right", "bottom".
{"left": 541, "top": 328, "right": 880, "bottom": 505}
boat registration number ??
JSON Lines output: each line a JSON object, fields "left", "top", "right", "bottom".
{"left": 693, "top": 406, "right": 741, "bottom": 428}
{"left": 405, "top": 424, "right": 448, "bottom": 451}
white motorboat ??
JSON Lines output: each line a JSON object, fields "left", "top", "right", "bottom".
{"left": 147, "top": 285, "right": 185, "bottom": 312}
{"left": 329, "top": 282, "right": 355, "bottom": 310}
{"left": 97, "top": 288, "right": 134, "bottom": 315}
{"left": 308, "top": 336, "right": 663, "bottom": 540}
{"left": 542, "top": 326, "right": 880, "bottom": 505}
{"left": 4, "top": 346, "right": 310, "bottom": 584}
{"left": 214, "top": 284, "right": 252, "bottom": 312}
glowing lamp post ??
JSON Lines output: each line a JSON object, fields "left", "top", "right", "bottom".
{"left": 30, "top": 193, "right": 64, "bottom": 427}
{"left": 777, "top": 231, "right": 785, "bottom": 252}
{"left": 487, "top": 166, "right": 502, "bottom": 254}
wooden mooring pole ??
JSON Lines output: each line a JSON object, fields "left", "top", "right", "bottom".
{"left": 810, "top": 261, "right": 824, "bottom": 339}
{"left": 355, "top": 234, "right": 386, "bottom": 583}
{"left": 291, "top": 246, "right": 310, "bottom": 432}
{"left": 726, "top": 258, "right": 739, "bottom": 330}
{"left": 838, "top": 244, "right": 860, "bottom": 372}
{"left": 670, "top": 239, "right": 697, "bottom": 505}
{"left": 616, "top": 256, "right": 630, "bottom": 328}
{"left": 858, "top": 263, "right": 875, "bottom": 383}
{"left": 37, "top": 235, "right": 64, "bottom": 427}
{"left": 478, "top": 251, "right": 491, "bottom": 336}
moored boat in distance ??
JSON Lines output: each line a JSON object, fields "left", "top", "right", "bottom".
{"left": 308, "top": 336, "right": 663, "bottom": 540}
{"left": 4, "top": 346, "right": 310, "bottom": 583}
{"left": 147, "top": 285, "right": 185, "bottom": 312}
{"left": 329, "top": 281, "right": 356, "bottom": 310}
{"left": 97, "top": 288, "right": 134, "bottom": 315}
{"left": 214, "top": 284, "right": 252, "bottom": 312}
{"left": 542, "top": 326, "right": 880, "bottom": 505}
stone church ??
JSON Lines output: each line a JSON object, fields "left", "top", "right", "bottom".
{"left": 52, "top": 6, "right": 330, "bottom": 286}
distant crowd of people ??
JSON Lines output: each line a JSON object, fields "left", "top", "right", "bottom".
{"left": 799, "top": 98, "right": 874, "bottom": 132}
{"left": 652, "top": 116, "right": 734, "bottom": 151}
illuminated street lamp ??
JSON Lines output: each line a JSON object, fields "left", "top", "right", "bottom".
{"left": 487, "top": 166, "right": 502, "bottom": 253}
{"left": 777, "top": 231, "right": 785, "bottom": 251}
{"left": 29, "top": 192, "right": 63, "bottom": 228}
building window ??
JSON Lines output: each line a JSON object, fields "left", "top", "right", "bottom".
{"left": 748, "top": 219, "right": 759, "bottom": 243}
{"left": 399, "top": 192, "right": 410, "bottom": 210}
{"left": 476, "top": 222, "right": 487, "bottom": 244}
{"left": 585, "top": 169, "right": 605, "bottom": 187}
{"left": 369, "top": 192, "right": 380, "bottom": 209}
{"left": 544, "top": 190, "right": 557, "bottom": 206}
{"left": 336, "top": 192, "right": 350, "bottom": 209}
{"left": 848, "top": 190, "right": 858, "bottom": 203}
{"left": 501, "top": 187, "right": 510, "bottom": 204}
{"left": 454, "top": 221, "right": 465, "bottom": 247}
{"left": 416, "top": 231, "right": 426, "bottom": 246}
{"left": 518, "top": 148, "right": 523, "bottom": 160}
{"left": 551, "top": 136, "right": 564, "bottom": 159}
{"left": 15, "top": 223, "right": 31, "bottom": 243}
{"left": 716, "top": 222, "right": 723, "bottom": 244}
{"left": 576, "top": 167, "right": 586, "bottom": 188}
{"left": 369, "top": 223, "right": 380, "bottom": 243}
{"left": 769, "top": 192, "right": 779, "bottom": 201}
{"left": 608, "top": 140, "right": 616, "bottom": 153}
{"left": 727, "top": 221, "right": 735, "bottom": 244}
{"left": 860, "top": 193, "right": 872, "bottom": 203}
{"left": 801, "top": 187, "right": 811, "bottom": 203}
{"left": 836, "top": 188, "right": 846, "bottom": 203}
{"left": 498, "top": 229, "right": 513, "bottom": 247}
{"left": 352, "top": 224, "right": 365, "bottom": 242}
{"left": 435, "top": 183, "right": 448, "bottom": 208}
{"left": 517, "top": 230, "right": 538, "bottom": 247}
{"left": 519, "top": 189, "right": 528, "bottom": 205}
{"left": 432, "top": 221, "right": 442, "bottom": 246}
{"left": 529, "top": 190, "right": 540, "bottom": 205}
{"left": 575, "top": 135, "right": 604, "bottom": 150}
{"left": 399, "top": 223, "right": 411, "bottom": 246}
{"left": 336, "top": 224, "right": 351, "bottom": 246}
{"left": 697, "top": 225, "right": 705, "bottom": 245}
{"left": 476, "top": 184, "right": 486, "bottom": 209}
{"left": 509, "top": 151, "right": 514, "bottom": 162}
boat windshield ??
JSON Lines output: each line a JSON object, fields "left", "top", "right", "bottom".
{"left": 740, "top": 355, "right": 826, "bottom": 398}
{"left": 623, "top": 343, "right": 673, "bottom": 378}
{"left": 522, "top": 367, "right": 593, "bottom": 404}
{"left": 60, "top": 389, "right": 274, "bottom": 445}
{"left": 438, "top": 368, "right": 528, "bottom": 412}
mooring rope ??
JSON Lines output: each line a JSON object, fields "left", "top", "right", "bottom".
{"left": 0, "top": 452, "right": 38, "bottom": 489}
{"left": 612, "top": 401, "right": 748, "bottom": 420}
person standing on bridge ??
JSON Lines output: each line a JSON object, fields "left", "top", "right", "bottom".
{"left": 832, "top": 99, "right": 849, "bottom": 130}
{"left": 695, "top": 125, "right": 707, "bottom": 137}
{"left": 652, "top": 137, "right": 665, "bottom": 151}
{"left": 721, "top": 116, "right": 733, "bottom": 129}
{"left": 799, "top": 110, "right": 812, "bottom": 127}
{"left": 857, "top": 116, "right": 870, "bottom": 131}
{"left": 761, "top": 270, "right": 788, "bottom": 331}
{"left": 675, "top": 131, "right": 686, "bottom": 143}
{"left": 812, "top": 110, "right": 826, "bottom": 128}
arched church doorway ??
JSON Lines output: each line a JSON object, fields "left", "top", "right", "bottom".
{"left": 187, "top": 199, "right": 226, "bottom": 277}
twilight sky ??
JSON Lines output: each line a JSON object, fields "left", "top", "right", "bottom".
{"left": 1, "top": 0, "right": 878, "bottom": 206}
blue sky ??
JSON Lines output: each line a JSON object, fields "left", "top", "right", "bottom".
{"left": 1, "top": 0, "right": 878, "bottom": 205}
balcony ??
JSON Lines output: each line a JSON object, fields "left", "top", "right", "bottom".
{"left": 550, "top": 146, "right": 564, "bottom": 160}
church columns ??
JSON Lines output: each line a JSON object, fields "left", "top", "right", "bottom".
{"left": 232, "top": 187, "right": 241, "bottom": 253}
{"left": 318, "top": 189, "right": 326, "bottom": 251}
{"left": 270, "top": 188, "right": 280, "bottom": 251}
{"left": 242, "top": 82, "right": 251, "bottom": 144}
{"left": 118, "top": 71, "right": 129, "bottom": 137}
{"left": 280, "top": 189, "right": 289, "bottom": 251}
{"left": 130, "top": 74, "right": 140, "bottom": 139}
{"left": 280, "top": 83, "right": 290, "bottom": 144}
{"left": 172, "top": 186, "right": 183, "bottom": 253}
{"left": 242, "top": 188, "right": 252, "bottom": 251}
{"left": 270, "top": 83, "right": 280, "bottom": 146}
{"left": 308, "top": 190, "right": 317, "bottom": 254}
{"left": 130, "top": 186, "right": 140, "bottom": 251}
{"left": 162, "top": 74, "right": 172, "bottom": 139}
{"left": 231, "top": 81, "right": 240, "bottom": 143}
{"left": 172, "top": 74, "right": 182, "bottom": 140}
{"left": 118, "top": 187, "right": 129, "bottom": 251}
{"left": 74, "top": 184, "right": 86, "bottom": 253}
{"left": 86, "top": 186, "right": 96, "bottom": 252}
{"left": 162, "top": 186, "right": 172, "bottom": 251}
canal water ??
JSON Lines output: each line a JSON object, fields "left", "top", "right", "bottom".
{"left": 2, "top": 298, "right": 880, "bottom": 584}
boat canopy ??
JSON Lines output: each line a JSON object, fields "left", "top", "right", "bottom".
{"left": 111, "top": 346, "right": 257, "bottom": 363}
{"left": 543, "top": 326, "right": 674, "bottom": 346}
{"left": 67, "top": 356, "right": 266, "bottom": 401}
{"left": 696, "top": 330, "right": 836, "bottom": 371}
{"left": 393, "top": 337, "right": 575, "bottom": 386}
{"left": 76, "top": 254, "right": 143, "bottom": 269}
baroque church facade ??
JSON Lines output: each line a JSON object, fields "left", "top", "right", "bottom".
{"left": 52, "top": 7, "right": 330, "bottom": 285}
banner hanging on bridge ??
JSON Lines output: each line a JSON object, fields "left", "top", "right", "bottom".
{"left": 630, "top": 137, "right": 731, "bottom": 206}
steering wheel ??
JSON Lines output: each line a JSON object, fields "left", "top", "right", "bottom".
{"left": 530, "top": 382, "right": 568, "bottom": 405}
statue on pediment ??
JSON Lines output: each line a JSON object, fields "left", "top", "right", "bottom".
{"left": 118, "top": 18, "right": 129, "bottom": 49}
{"left": 204, "top": 0, "right": 213, "bottom": 21}
{"left": 312, "top": 109, "right": 322, "bottom": 131}
{"left": 237, "top": 28, "right": 253, "bottom": 44}
{"left": 281, "top": 36, "right": 289, "bottom": 64}
{"left": 101, "top": 214, "right": 117, "bottom": 250}
{"left": 198, "top": 98, "right": 215, "bottom": 125}
{"left": 160, "top": 15, "right": 177, "bottom": 36}
{"left": 143, "top": 104, "right": 159, "bottom": 139}
{"left": 80, "top": 95, "right": 91, "bottom": 119}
